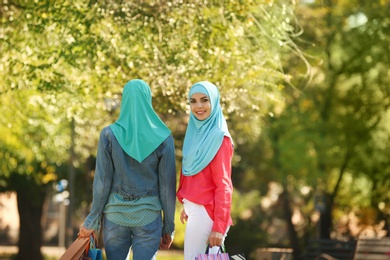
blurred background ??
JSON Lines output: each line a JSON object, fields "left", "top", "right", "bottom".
{"left": 1, "top": 0, "right": 389, "bottom": 259}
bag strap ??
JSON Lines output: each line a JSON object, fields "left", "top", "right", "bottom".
{"left": 204, "top": 243, "right": 226, "bottom": 254}
{"left": 90, "top": 233, "right": 99, "bottom": 248}
{"left": 84, "top": 233, "right": 99, "bottom": 256}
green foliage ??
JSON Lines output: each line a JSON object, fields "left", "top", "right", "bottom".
{"left": 261, "top": 0, "right": 390, "bottom": 241}
{"left": 0, "top": 0, "right": 304, "bottom": 185}
{"left": 223, "top": 0, "right": 390, "bottom": 251}
{"left": 0, "top": 0, "right": 306, "bottom": 256}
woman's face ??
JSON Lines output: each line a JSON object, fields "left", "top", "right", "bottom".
{"left": 190, "top": 93, "right": 211, "bottom": 120}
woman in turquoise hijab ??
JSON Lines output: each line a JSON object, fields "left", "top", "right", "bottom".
{"left": 177, "top": 81, "right": 234, "bottom": 260}
{"left": 79, "top": 79, "right": 177, "bottom": 260}
{"left": 110, "top": 79, "right": 171, "bottom": 162}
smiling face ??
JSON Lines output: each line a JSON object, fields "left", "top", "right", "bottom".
{"left": 190, "top": 92, "right": 211, "bottom": 120}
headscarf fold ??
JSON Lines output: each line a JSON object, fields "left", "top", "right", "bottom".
{"left": 182, "top": 81, "right": 233, "bottom": 176}
{"left": 110, "top": 79, "right": 171, "bottom": 163}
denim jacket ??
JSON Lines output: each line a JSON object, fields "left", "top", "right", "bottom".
{"left": 83, "top": 126, "right": 176, "bottom": 236}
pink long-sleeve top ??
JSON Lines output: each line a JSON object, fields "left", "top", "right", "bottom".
{"left": 177, "top": 136, "right": 234, "bottom": 234}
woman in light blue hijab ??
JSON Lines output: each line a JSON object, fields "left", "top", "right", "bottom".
{"left": 177, "top": 81, "right": 234, "bottom": 260}
{"left": 79, "top": 79, "right": 176, "bottom": 260}
{"left": 182, "top": 81, "right": 233, "bottom": 175}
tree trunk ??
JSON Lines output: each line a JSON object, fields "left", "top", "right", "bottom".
{"left": 281, "top": 189, "right": 301, "bottom": 259}
{"left": 318, "top": 152, "right": 349, "bottom": 239}
{"left": 15, "top": 178, "right": 46, "bottom": 260}
{"left": 318, "top": 193, "right": 333, "bottom": 239}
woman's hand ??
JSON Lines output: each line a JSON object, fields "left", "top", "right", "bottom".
{"left": 180, "top": 209, "right": 188, "bottom": 224}
{"left": 78, "top": 225, "right": 94, "bottom": 238}
{"left": 208, "top": 231, "right": 223, "bottom": 247}
{"left": 160, "top": 233, "right": 173, "bottom": 250}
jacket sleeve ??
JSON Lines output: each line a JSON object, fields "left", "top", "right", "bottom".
{"left": 83, "top": 128, "right": 114, "bottom": 231}
{"left": 210, "top": 136, "right": 233, "bottom": 233}
{"left": 158, "top": 135, "right": 177, "bottom": 236}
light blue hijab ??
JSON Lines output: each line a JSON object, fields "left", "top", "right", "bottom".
{"left": 110, "top": 79, "right": 171, "bottom": 163}
{"left": 182, "top": 81, "right": 233, "bottom": 176}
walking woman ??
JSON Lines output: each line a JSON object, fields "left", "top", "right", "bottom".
{"left": 78, "top": 79, "right": 176, "bottom": 260}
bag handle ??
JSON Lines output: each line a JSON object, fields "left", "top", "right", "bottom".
{"left": 85, "top": 233, "right": 99, "bottom": 256}
{"left": 90, "top": 233, "right": 98, "bottom": 248}
{"left": 204, "top": 243, "right": 226, "bottom": 254}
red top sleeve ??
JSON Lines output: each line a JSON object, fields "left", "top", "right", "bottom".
{"left": 177, "top": 136, "right": 234, "bottom": 233}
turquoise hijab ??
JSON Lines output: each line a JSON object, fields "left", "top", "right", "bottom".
{"left": 182, "top": 81, "right": 233, "bottom": 176}
{"left": 110, "top": 79, "right": 171, "bottom": 163}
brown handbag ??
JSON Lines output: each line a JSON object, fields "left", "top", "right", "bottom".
{"left": 59, "top": 237, "right": 90, "bottom": 260}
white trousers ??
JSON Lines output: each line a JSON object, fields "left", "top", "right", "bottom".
{"left": 183, "top": 199, "right": 228, "bottom": 260}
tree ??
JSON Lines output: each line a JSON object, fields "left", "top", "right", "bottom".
{"left": 227, "top": 0, "right": 390, "bottom": 257}
{"left": 292, "top": 0, "right": 390, "bottom": 240}
{"left": 248, "top": 0, "right": 390, "bottom": 255}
